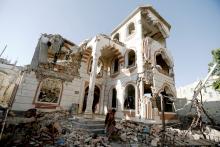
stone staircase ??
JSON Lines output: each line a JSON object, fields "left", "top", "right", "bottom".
{"left": 68, "top": 117, "right": 106, "bottom": 135}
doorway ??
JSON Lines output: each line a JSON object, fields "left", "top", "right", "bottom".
{"left": 82, "top": 85, "right": 100, "bottom": 113}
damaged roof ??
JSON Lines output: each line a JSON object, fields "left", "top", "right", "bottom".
{"left": 111, "top": 5, "right": 171, "bottom": 35}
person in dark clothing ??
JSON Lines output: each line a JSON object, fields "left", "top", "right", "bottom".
{"left": 104, "top": 109, "right": 118, "bottom": 139}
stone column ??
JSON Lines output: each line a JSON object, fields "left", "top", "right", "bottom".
{"left": 136, "top": 16, "right": 145, "bottom": 119}
{"left": 99, "top": 70, "right": 107, "bottom": 114}
{"left": 84, "top": 42, "right": 100, "bottom": 118}
{"left": 139, "top": 79, "right": 145, "bottom": 118}
{"left": 101, "top": 68, "right": 109, "bottom": 115}
{"left": 116, "top": 80, "right": 124, "bottom": 118}
{"left": 136, "top": 18, "right": 144, "bottom": 74}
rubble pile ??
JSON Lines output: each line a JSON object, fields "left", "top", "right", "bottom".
{"left": 166, "top": 126, "right": 220, "bottom": 142}
{"left": 62, "top": 127, "right": 110, "bottom": 147}
{"left": 1, "top": 110, "right": 111, "bottom": 147}
{"left": 1, "top": 110, "right": 219, "bottom": 146}
{"left": 115, "top": 120, "right": 219, "bottom": 146}
{"left": 116, "top": 120, "right": 152, "bottom": 145}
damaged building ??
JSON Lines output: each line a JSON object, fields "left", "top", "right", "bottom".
{"left": 176, "top": 76, "right": 220, "bottom": 123}
{"left": 0, "top": 57, "right": 21, "bottom": 108}
{"left": 9, "top": 6, "right": 176, "bottom": 122}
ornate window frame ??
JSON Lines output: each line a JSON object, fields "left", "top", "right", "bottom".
{"left": 124, "top": 84, "right": 136, "bottom": 110}
{"left": 125, "top": 49, "right": 136, "bottom": 69}
{"left": 34, "top": 78, "right": 63, "bottom": 105}
{"left": 154, "top": 51, "right": 172, "bottom": 76}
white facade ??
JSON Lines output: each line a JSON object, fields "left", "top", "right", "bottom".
{"left": 11, "top": 6, "right": 177, "bottom": 122}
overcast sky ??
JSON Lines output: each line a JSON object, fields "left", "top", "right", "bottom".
{"left": 0, "top": 0, "right": 220, "bottom": 87}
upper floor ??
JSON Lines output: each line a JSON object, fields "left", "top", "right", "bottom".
{"left": 26, "top": 6, "right": 174, "bottom": 84}
{"left": 111, "top": 5, "right": 170, "bottom": 48}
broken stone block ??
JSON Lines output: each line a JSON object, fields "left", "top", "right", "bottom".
{"left": 192, "top": 134, "right": 200, "bottom": 140}
{"left": 74, "top": 140, "right": 80, "bottom": 146}
{"left": 151, "top": 137, "right": 160, "bottom": 146}
{"left": 92, "top": 138, "right": 101, "bottom": 145}
{"left": 120, "top": 133, "right": 127, "bottom": 142}
{"left": 84, "top": 137, "right": 92, "bottom": 143}
{"left": 53, "top": 122, "right": 62, "bottom": 133}
{"left": 132, "top": 136, "right": 138, "bottom": 142}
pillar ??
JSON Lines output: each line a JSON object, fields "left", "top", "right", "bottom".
{"left": 139, "top": 79, "right": 145, "bottom": 118}
{"left": 136, "top": 16, "right": 144, "bottom": 74}
{"left": 136, "top": 15, "right": 145, "bottom": 119}
{"left": 99, "top": 70, "right": 107, "bottom": 114}
{"left": 84, "top": 41, "right": 100, "bottom": 118}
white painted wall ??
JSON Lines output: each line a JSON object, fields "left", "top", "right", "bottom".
{"left": 12, "top": 71, "right": 83, "bottom": 111}
{"left": 176, "top": 76, "right": 220, "bottom": 123}
{"left": 12, "top": 72, "right": 37, "bottom": 111}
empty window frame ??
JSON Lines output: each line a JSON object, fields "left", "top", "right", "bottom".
{"left": 128, "top": 22, "right": 135, "bottom": 35}
{"left": 124, "top": 84, "right": 135, "bottom": 110}
{"left": 37, "top": 78, "right": 62, "bottom": 104}
{"left": 156, "top": 54, "right": 170, "bottom": 75}
{"left": 113, "top": 33, "right": 120, "bottom": 41}
{"left": 112, "top": 57, "right": 119, "bottom": 74}
{"left": 112, "top": 88, "right": 117, "bottom": 108}
{"left": 127, "top": 50, "right": 136, "bottom": 67}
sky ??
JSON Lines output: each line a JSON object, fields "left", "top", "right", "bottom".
{"left": 0, "top": 0, "right": 220, "bottom": 87}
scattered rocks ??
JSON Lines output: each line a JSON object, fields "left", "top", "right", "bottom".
{"left": 1, "top": 110, "right": 114, "bottom": 146}
{"left": 120, "top": 133, "right": 127, "bottom": 142}
{"left": 151, "top": 137, "right": 160, "bottom": 146}
{"left": 84, "top": 137, "right": 92, "bottom": 143}
{"left": 1, "top": 110, "right": 219, "bottom": 146}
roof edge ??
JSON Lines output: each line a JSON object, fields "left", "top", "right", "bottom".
{"left": 111, "top": 5, "right": 171, "bottom": 35}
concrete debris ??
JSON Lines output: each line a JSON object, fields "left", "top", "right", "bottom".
{"left": 115, "top": 119, "right": 219, "bottom": 146}
{"left": 0, "top": 110, "right": 111, "bottom": 147}
{"left": 151, "top": 137, "right": 160, "bottom": 146}
{"left": 115, "top": 120, "right": 152, "bottom": 145}
{"left": 1, "top": 110, "right": 219, "bottom": 146}
{"left": 119, "top": 133, "right": 126, "bottom": 142}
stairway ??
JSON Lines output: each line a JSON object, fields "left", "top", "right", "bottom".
{"left": 68, "top": 117, "right": 106, "bottom": 135}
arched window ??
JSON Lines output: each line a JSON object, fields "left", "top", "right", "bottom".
{"left": 113, "top": 33, "right": 120, "bottom": 41}
{"left": 82, "top": 85, "right": 100, "bottom": 113}
{"left": 124, "top": 84, "right": 135, "bottom": 110}
{"left": 112, "top": 88, "right": 117, "bottom": 108}
{"left": 111, "top": 57, "right": 119, "bottom": 74}
{"left": 97, "top": 59, "right": 103, "bottom": 77}
{"left": 37, "top": 78, "right": 62, "bottom": 104}
{"left": 128, "top": 22, "right": 135, "bottom": 35}
{"left": 88, "top": 58, "right": 103, "bottom": 76}
{"left": 156, "top": 54, "right": 170, "bottom": 75}
{"left": 144, "top": 84, "right": 152, "bottom": 97}
{"left": 127, "top": 50, "right": 136, "bottom": 67}
{"left": 156, "top": 87, "right": 174, "bottom": 112}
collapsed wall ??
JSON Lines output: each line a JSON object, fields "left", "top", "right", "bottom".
{"left": 0, "top": 60, "right": 21, "bottom": 108}
{"left": 176, "top": 77, "right": 220, "bottom": 124}
{"left": 12, "top": 34, "right": 83, "bottom": 111}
